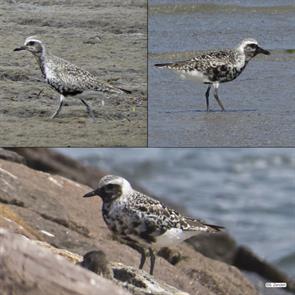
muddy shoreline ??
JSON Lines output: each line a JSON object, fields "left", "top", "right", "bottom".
{"left": 0, "top": 0, "right": 147, "bottom": 146}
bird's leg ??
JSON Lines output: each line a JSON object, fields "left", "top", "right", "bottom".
{"left": 205, "top": 85, "right": 211, "bottom": 112}
{"left": 36, "top": 89, "right": 44, "bottom": 98}
{"left": 149, "top": 248, "right": 156, "bottom": 275}
{"left": 51, "top": 94, "right": 64, "bottom": 119}
{"left": 213, "top": 84, "right": 225, "bottom": 111}
{"left": 80, "top": 98, "right": 96, "bottom": 122}
{"left": 138, "top": 247, "right": 146, "bottom": 270}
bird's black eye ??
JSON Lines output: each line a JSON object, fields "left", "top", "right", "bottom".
{"left": 249, "top": 44, "right": 257, "bottom": 49}
{"left": 105, "top": 184, "right": 114, "bottom": 189}
{"left": 27, "top": 41, "right": 35, "bottom": 46}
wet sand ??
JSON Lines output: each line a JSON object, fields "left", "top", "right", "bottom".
{"left": 149, "top": 2, "right": 295, "bottom": 147}
{"left": 0, "top": 0, "right": 147, "bottom": 147}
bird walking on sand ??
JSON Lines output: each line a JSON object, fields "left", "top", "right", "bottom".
{"left": 83, "top": 175, "right": 223, "bottom": 275}
{"left": 155, "top": 38, "right": 270, "bottom": 111}
{"left": 14, "top": 36, "right": 130, "bottom": 120}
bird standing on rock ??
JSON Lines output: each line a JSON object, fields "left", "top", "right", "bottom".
{"left": 14, "top": 36, "right": 131, "bottom": 120}
{"left": 155, "top": 38, "right": 270, "bottom": 111}
{"left": 83, "top": 175, "right": 223, "bottom": 275}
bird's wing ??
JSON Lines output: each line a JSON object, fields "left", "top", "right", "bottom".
{"left": 180, "top": 216, "right": 224, "bottom": 233}
{"left": 129, "top": 192, "right": 172, "bottom": 237}
{"left": 191, "top": 49, "right": 234, "bottom": 68}
{"left": 160, "top": 50, "right": 234, "bottom": 74}
{"left": 131, "top": 192, "right": 223, "bottom": 235}
{"left": 48, "top": 55, "right": 128, "bottom": 94}
{"left": 130, "top": 192, "right": 222, "bottom": 238}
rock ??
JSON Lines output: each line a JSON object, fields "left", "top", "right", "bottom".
{"left": 79, "top": 249, "right": 193, "bottom": 295}
{"left": 234, "top": 246, "right": 295, "bottom": 293}
{"left": 157, "top": 247, "right": 183, "bottom": 265}
{"left": 0, "top": 229, "right": 130, "bottom": 295}
{"left": 80, "top": 250, "right": 113, "bottom": 280}
{"left": 5, "top": 148, "right": 180, "bottom": 207}
{"left": 0, "top": 157, "right": 260, "bottom": 295}
{"left": 188, "top": 232, "right": 295, "bottom": 293}
{"left": 112, "top": 263, "right": 190, "bottom": 295}
{"left": 188, "top": 232, "right": 237, "bottom": 264}
{"left": 6, "top": 148, "right": 106, "bottom": 188}
{"left": 0, "top": 148, "right": 25, "bottom": 164}
{"left": 0, "top": 228, "right": 192, "bottom": 295}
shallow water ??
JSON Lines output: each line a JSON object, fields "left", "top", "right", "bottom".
{"left": 148, "top": 1, "right": 295, "bottom": 147}
{"left": 59, "top": 148, "right": 295, "bottom": 278}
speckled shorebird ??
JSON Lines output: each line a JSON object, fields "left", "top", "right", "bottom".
{"left": 83, "top": 175, "right": 223, "bottom": 275}
{"left": 155, "top": 38, "right": 270, "bottom": 111}
{"left": 14, "top": 36, "right": 130, "bottom": 120}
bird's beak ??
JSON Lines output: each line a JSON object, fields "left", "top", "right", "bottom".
{"left": 13, "top": 46, "right": 27, "bottom": 52}
{"left": 256, "top": 46, "right": 270, "bottom": 55}
{"left": 83, "top": 188, "right": 100, "bottom": 198}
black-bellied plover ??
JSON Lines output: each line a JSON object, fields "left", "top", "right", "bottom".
{"left": 83, "top": 175, "right": 223, "bottom": 275}
{"left": 155, "top": 38, "right": 270, "bottom": 111}
{"left": 14, "top": 36, "right": 131, "bottom": 120}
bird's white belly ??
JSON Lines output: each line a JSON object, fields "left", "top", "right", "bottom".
{"left": 44, "top": 65, "right": 56, "bottom": 81}
{"left": 154, "top": 228, "right": 198, "bottom": 248}
{"left": 179, "top": 70, "right": 209, "bottom": 83}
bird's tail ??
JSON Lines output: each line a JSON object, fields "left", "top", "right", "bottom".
{"left": 154, "top": 62, "right": 174, "bottom": 68}
{"left": 95, "top": 82, "right": 131, "bottom": 95}
{"left": 205, "top": 223, "right": 224, "bottom": 233}
{"left": 117, "top": 87, "right": 132, "bottom": 94}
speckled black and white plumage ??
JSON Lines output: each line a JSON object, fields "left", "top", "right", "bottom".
{"left": 40, "top": 53, "right": 127, "bottom": 96}
{"left": 158, "top": 49, "right": 244, "bottom": 84}
{"left": 14, "top": 36, "right": 130, "bottom": 119}
{"left": 155, "top": 38, "right": 270, "bottom": 111}
{"left": 83, "top": 175, "right": 223, "bottom": 275}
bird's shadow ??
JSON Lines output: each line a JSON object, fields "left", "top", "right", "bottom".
{"left": 160, "top": 109, "right": 257, "bottom": 114}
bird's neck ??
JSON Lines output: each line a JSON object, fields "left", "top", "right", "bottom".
{"left": 237, "top": 47, "right": 254, "bottom": 63}
{"left": 235, "top": 51, "right": 248, "bottom": 71}
{"left": 33, "top": 48, "right": 47, "bottom": 77}
{"left": 102, "top": 197, "right": 126, "bottom": 219}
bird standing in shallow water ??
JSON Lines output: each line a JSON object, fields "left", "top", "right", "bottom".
{"left": 14, "top": 36, "right": 130, "bottom": 120}
{"left": 83, "top": 175, "right": 223, "bottom": 275}
{"left": 155, "top": 38, "right": 270, "bottom": 111}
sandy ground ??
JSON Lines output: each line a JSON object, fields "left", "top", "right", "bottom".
{"left": 0, "top": 0, "right": 147, "bottom": 147}
{"left": 149, "top": 2, "right": 295, "bottom": 147}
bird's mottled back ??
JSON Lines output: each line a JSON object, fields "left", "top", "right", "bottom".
{"left": 45, "top": 54, "right": 124, "bottom": 96}
{"left": 130, "top": 190, "right": 222, "bottom": 233}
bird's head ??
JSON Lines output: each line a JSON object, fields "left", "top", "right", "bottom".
{"left": 14, "top": 36, "right": 44, "bottom": 56}
{"left": 83, "top": 175, "right": 132, "bottom": 202}
{"left": 238, "top": 38, "right": 270, "bottom": 60}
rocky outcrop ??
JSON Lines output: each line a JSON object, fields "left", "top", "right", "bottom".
{"left": 0, "top": 148, "right": 25, "bottom": 164}
{"left": 112, "top": 263, "right": 190, "bottom": 295}
{"left": 0, "top": 229, "right": 129, "bottom": 295}
{"left": 0, "top": 155, "right": 261, "bottom": 295}
{"left": 0, "top": 228, "right": 191, "bottom": 295}
{"left": 6, "top": 149, "right": 295, "bottom": 292}
{"left": 188, "top": 230, "right": 295, "bottom": 293}
{"left": 1, "top": 148, "right": 294, "bottom": 295}
{"left": 5, "top": 147, "right": 106, "bottom": 188}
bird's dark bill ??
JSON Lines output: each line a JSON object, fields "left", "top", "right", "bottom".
{"left": 256, "top": 46, "right": 270, "bottom": 55}
{"left": 83, "top": 190, "right": 97, "bottom": 198}
{"left": 14, "top": 46, "right": 27, "bottom": 51}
